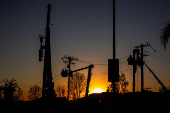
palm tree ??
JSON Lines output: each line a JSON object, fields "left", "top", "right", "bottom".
{"left": 160, "top": 21, "right": 170, "bottom": 50}
{"left": 1, "top": 78, "right": 20, "bottom": 101}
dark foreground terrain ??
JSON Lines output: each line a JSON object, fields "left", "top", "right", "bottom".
{"left": 1, "top": 92, "right": 170, "bottom": 113}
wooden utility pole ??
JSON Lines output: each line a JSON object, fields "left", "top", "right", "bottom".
{"left": 62, "top": 56, "right": 78, "bottom": 101}
{"left": 68, "top": 57, "right": 71, "bottom": 101}
{"left": 134, "top": 43, "right": 150, "bottom": 92}
{"left": 133, "top": 49, "right": 136, "bottom": 93}
{"left": 141, "top": 44, "right": 144, "bottom": 92}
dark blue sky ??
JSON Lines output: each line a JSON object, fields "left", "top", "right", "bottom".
{"left": 1, "top": 0, "right": 170, "bottom": 95}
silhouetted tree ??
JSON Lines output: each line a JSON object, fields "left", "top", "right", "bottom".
{"left": 28, "top": 85, "right": 41, "bottom": 101}
{"left": 0, "top": 86, "right": 3, "bottom": 100}
{"left": 160, "top": 21, "right": 170, "bottom": 49}
{"left": 119, "top": 74, "right": 129, "bottom": 93}
{"left": 69, "top": 72, "right": 86, "bottom": 100}
{"left": 56, "top": 84, "right": 66, "bottom": 97}
{"left": 1, "top": 79, "right": 20, "bottom": 101}
{"left": 13, "top": 88, "right": 23, "bottom": 101}
{"left": 107, "top": 74, "right": 129, "bottom": 93}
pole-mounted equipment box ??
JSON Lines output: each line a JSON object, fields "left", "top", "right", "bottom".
{"left": 108, "top": 59, "right": 119, "bottom": 82}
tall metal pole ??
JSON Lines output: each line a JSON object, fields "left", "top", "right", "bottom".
{"left": 113, "top": 0, "right": 115, "bottom": 60}
{"left": 42, "top": 4, "right": 55, "bottom": 99}
{"left": 141, "top": 44, "right": 144, "bottom": 92}
{"left": 112, "top": 0, "right": 116, "bottom": 93}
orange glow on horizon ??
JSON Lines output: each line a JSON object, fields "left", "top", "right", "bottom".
{"left": 90, "top": 88, "right": 104, "bottom": 94}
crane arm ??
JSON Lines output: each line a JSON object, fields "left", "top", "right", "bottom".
{"left": 144, "top": 63, "right": 166, "bottom": 91}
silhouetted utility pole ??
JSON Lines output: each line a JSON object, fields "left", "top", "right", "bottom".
{"left": 112, "top": 0, "right": 116, "bottom": 93}
{"left": 127, "top": 49, "right": 139, "bottom": 93}
{"left": 141, "top": 44, "right": 144, "bottom": 92}
{"left": 39, "top": 4, "right": 55, "bottom": 99}
{"left": 61, "top": 56, "right": 78, "bottom": 101}
{"left": 133, "top": 50, "right": 136, "bottom": 93}
{"left": 108, "top": 0, "right": 119, "bottom": 93}
{"left": 134, "top": 43, "right": 150, "bottom": 92}
{"left": 113, "top": 0, "right": 115, "bottom": 60}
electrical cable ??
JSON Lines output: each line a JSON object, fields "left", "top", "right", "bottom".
{"left": 119, "top": 57, "right": 129, "bottom": 60}
{"left": 78, "top": 60, "right": 93, "bottom": 64}
{"left": 53, "top": 73, "right": 60, "bottom": 79}
{"left": 145, "top": 50, "right": 170, "bottom": 64}
{"left": 53, "top": 77, "right": 58, "bottom": 83}
{"left": 148, "top": 55, "right": 170, "bottom": 64}
{"left": 155, "top": 51, "right": 170, "bottom": 60}
{"left": 21, "top": 80, "right": 42, "bottom": 89}
{"left": 22, "top": 74, "right": 61, "bottom": 89}
{"left": 52, "top": 59, "right": 62, "bottom": 70}
{"left": 120, "top": 69, "right": 132, "bottom": 73}
{"left": 78, "top": 57, "right": 128, "bottom": 63}
{"left": 82, "top": 60, "right": 107, "bottom": 62}
{"left": 78, "top": 59, "right": 127, "bottom": 65}
{"left": 149, "top": 45, "right": 170, "bottom": 60}
{"left": 78, "top": 57, "right": 128, "bottom": 64}
{"left": 119, "top": 61, "right": 127, "bottom": 64}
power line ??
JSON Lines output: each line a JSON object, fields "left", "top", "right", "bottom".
{"left": 53, "top": 74, "right": 60, "bottom": 79}
{"left": 21, "top": 74, "right": 61, "bottom": 89}
{"left": 52, "top": 59, "right": 62, "bottom": 70}
{"left": 119, "top": 57, "right": 129, "bottom": 60}
{"left": 120, "top": 69, "right": 132, "bottom": 73}
{"left": 95, "top": 68, "right": 132, "bottom": 75}
{"left": 119, "top": 61, "right": 127, "bottom": 64}
{"left": 21, "top": 80, "right": 42, "bottom": 89}
{"left": 146, "top": 51, "right": 170, "bottom": 64}
{"left": 156, "top": 51, "right": 170, "bottom": 61}
{"left": 148, "top": 55, "right": 170, "bottom": 64}
{"left": 145, "top": 50, "right": 170, "bottom": 64}
{"left": 77, "top": 57, "right": 128, "bottom": 63}
{"left": 22, "top": 59, "right": 62, "bottom": 89}
{"left": 82, "top": 60, "right": 107, "bottom": 62}
{"left": 148, "top": 45, "right": 170, "bottom": 61}
{"left": 88, "top": 63, "right": 108, "bottom": 65}
{"left": 53, "top": 74, "right": 60, "bottom": 83}
{"left": 78, "top": 60, "right": 107, "bottom": 65}
{"left": 78, "top": 59, "right": 127, "bottom": 65}
{"left": 78, "top": 60, "right": 92, "bottom": 64}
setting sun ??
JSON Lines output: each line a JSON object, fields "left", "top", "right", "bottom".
{"left": 91, "top": 88, "right": 104, "bottom": 94}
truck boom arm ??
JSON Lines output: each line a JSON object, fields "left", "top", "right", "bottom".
{"left": 69, "top": 64, "right": 94, "bottom": 98}
{"left": 70, "top": 64, "right": 94, "bottom": 74}
{"left": 144, "top": 63, "right": 166, "bottom": 91}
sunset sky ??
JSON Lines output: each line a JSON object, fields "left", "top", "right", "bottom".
{"left": 1, "top": 0, "right": 170, "bottom": 98}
